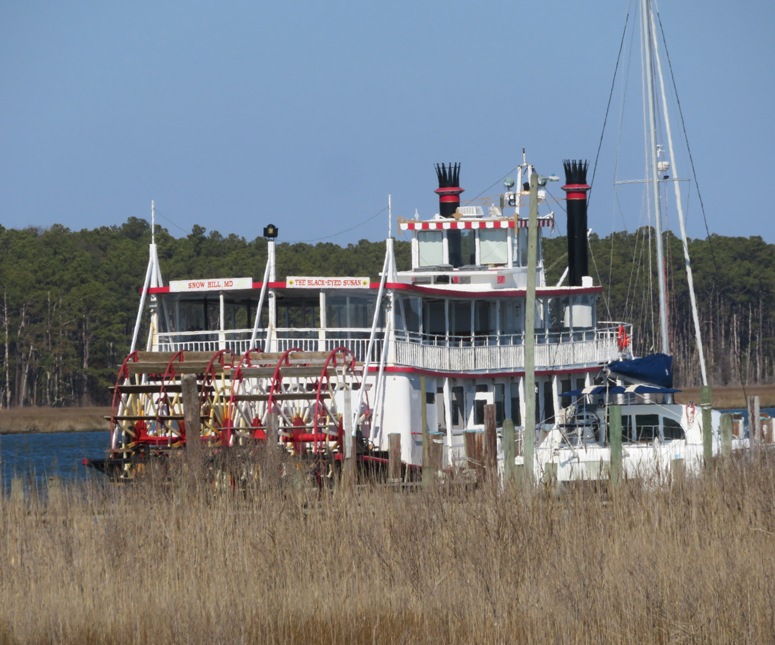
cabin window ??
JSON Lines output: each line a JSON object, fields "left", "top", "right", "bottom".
{"left": 494, "top": 384, "right": 506, "bottom": 425}
{"left": 510, "top": 381, "right": 522, "bottom": 426}
{"left": 326, "top": 294, "right": 375, "bottom": 329}
{"left": 663, "top": 418, "right": 685, "bottom": 441}
{"left": 278, "top": 298, "right": 320, "bottom": 329}
{"left": 424, "top": 300, "right": 446, "bottom": 336}
{"left": 621, "top": 414, "right": 633, "bottom": 443}
{"left": 417, "top": 231, "right": 444, "bottom": 266}
{"left": 436, "top": 386, "right": 446, "bottom": 432}
{"left": 499, "top": 301, "right": 523, "bottom": 338}
{"left": 397, "top": 296, "right": 421, "bottom": 336}
{"left": 479, "top": 229, "right": 508, "bottom": 265}
{"left": 560, "top": 379, "right": 572, "bottom": 408}
{"left": 548, "top": 297, "right": 571, "bottom": 333}
{"left": 635, "top": 414, "right": 660, "bottom": 442}
{"left": 474, "top": 301, "right": 494, "bottom": 340}
{"left": 543, "top": 381, "right": 555, "bottom": 423}
{"left": 451, "top": 301, "right": 472, "bottom": 338}
{"left": 451, "top": 386, "right": 465, "bottom": 429}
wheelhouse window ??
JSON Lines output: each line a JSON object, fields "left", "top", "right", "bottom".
{"left": 417, "top": 231, "right": 444, "bottom": 266}
{"left": 479, "top": 229, "right": 508, "bottom": 266}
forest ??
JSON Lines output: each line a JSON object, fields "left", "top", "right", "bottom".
{"left": 0, "top": 219, "right": 770, "bottom": 407}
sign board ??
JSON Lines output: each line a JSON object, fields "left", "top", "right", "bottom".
{"left": 169, "top": 277, "right": 254, "bottom": 293}
{"left": 286, "top": 276, "right": 370, "bottom": 289}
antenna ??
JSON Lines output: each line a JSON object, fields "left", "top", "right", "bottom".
{"left": 151, "top": 200, "right": 156, "bottom": 246}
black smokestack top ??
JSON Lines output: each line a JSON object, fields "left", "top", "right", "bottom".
{"left": 562, "top": 159, "right": 590, "bottom": 287}
{"left": 434, "top": 162, "right": 465, "bottom": 267}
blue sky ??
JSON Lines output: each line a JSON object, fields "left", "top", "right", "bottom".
{"left": 1, "top": 0, "right": 773, "bottom": 246}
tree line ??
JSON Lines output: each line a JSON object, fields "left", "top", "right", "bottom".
{"left": 0, "top": 219, "right": 769, "bottom": 408}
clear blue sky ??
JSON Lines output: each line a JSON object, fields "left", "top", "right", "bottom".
{"left": 1, "top": 0, "right": 772, "bottom": 245}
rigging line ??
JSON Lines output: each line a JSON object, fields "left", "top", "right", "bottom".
{"left": 153, "top": 209, "right": 189, "bottom": 236}
{"left": 293, "top": 207, "right": 388, "bottom": 244}
{"left": 589, "top": 2, "right": 631, "bottom": 205}
{"left": 463, "top": 166, "right": 520, "bottom": 206}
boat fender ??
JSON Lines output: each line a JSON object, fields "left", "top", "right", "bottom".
{"left": 686, "top": 402, "right": 696, "bottom": 428}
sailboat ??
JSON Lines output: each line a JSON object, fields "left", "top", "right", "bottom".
{"left": 531, "top": 0, "right": 746, "bottom": 482}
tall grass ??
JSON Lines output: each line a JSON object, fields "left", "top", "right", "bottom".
{"left": 2, "top": 453, "right": 775, "bottom": 644}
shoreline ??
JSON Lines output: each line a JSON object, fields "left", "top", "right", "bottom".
{"left": 0, "top": 407, "right": 110, "bottom": 435}
{"left": 0, "top": 385, "right": 773, "bottom": 435}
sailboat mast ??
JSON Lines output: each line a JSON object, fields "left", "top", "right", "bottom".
{"left": 648, "top": 8, "right": 709, "bottom": 387}
{"left": 641, "top": 0, "right": 670, "bottom": 356}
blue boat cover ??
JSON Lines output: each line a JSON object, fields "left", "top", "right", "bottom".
{"left": 607, "top": 352, "right": 673, "bottom": 388}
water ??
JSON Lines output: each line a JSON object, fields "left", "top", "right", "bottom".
{"left": 0, "top": 430, "right": 109, "bottom": 493}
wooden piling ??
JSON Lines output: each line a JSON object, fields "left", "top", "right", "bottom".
{"left": 502, "top": 418, "right": 516, "bottom": 482}
{"left": 388, "top": 433, "right": 401, "bottom": 483}
{"left": 748, "top": 395, "right": 761, "bottom": 442}
{"left": 429, "top": 432, "right": 443, "bottom": 479}
{"left": 720, "top": 413, "right": 733, "bottom": 457}
{"left": 608, "top": 404, "right": 622, "bottom": 488}
{"left": 264, "top": 411, "right": 280, "bottom": 487}
{"left": 464, "top": 430, "right": 483, "bottom": 478}
{"left": 483, "top": 404, "right": 497, "bottom": 478}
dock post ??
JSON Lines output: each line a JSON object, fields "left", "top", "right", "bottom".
{"left": 264, "top": 411, "right": 280, "bottom": 487}
{"left": 701, "top": 385, "right": 713, "bottom": 466}
{"left": 429, "top": 432, "right": 443, "bottom": 480}
{"left": 388, "top": 433, "right": 401, "bottom": 484}
{"left": 609, "top": 404, "right": 622, "bottom": 488}
{"left": 502, "top": 418, "right": 516, "bottom": 482}
{"left": 748, "top": 395, "right": 761, "bottom": 442}
{"left": 483, "top": 404, "right": 497, "bottom": 480}
{"left": 720, "top": 413, "right": 733, "bottom": 458}
{"left": 464, "top": 430, "right": 483, "bottom": 479}
{"left": 182, "top": 374, "right": 202, "bottom": 488}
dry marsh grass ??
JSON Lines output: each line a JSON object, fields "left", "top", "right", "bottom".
{"left": 2, "top": 455, "right": 775, "bottom": 644}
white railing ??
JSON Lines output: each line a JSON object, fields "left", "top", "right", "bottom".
{"left": 394, "top": 335, "right": 620, "bottom": 372}
{"left": 156, "top": 324, "right": 624, "bottom": 370}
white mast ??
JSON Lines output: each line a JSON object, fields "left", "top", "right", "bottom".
{"left": 641, "top": 0, "right": 670, "bottom": 356}
{"left": 648, "top": 7, "right": 709, "bottom": 387}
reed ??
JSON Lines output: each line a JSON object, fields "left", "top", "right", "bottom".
{"left": 1, "top": 453, "right": 775, "bottom": 644}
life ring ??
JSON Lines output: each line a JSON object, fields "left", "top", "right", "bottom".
{"left": 617, "top": 325, "right": 630, "bottom": 351}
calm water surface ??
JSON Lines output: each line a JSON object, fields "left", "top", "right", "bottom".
{"left": 0, "top": 430, "right": 109, "bottom": 492}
